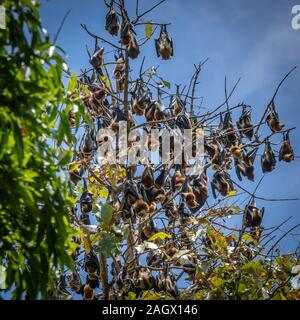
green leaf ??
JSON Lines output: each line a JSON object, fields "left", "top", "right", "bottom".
{"left": 163, "top": 80, "right": 171, "bottom": 89}
{"left": 126, "top": 291, "right": 137, "bottom": 300}
{"left": 145, "top": 22, "right": 153, "bottom": 39}
{"left": 95, "top": 203, "right": 113, "bottom": 226}
{"left": 68, "top": 73, "right": 77, "bottom": 92}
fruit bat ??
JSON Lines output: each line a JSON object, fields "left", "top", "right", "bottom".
{"left": 211, "top": 170, "right": 233, "bottom": 198}
{"left": 237, "top": 105, "right": 254, "bottom": 140}
{"left": 80, "top": 180, "right": 93, "bottom": 214}
{"left": 279, "top": 131, "right": 294, "bottom": 162}
{"left": 261, "top": 139, "right": 276, "bottom": 173}
{"left": 155, "top": 25, "right": 174, "bottom": 60}
{"left": 266, "top": 101, "right": 285, "bottom": 133}
{"left": 105, "top": 5, "right": 120, "bottom": 36}
{"left": 244, "top": 199, "right": 264, "bottom": 228}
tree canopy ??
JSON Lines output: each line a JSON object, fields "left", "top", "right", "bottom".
{"left": 0, "top": 0, "right": 299, "bottom": 300}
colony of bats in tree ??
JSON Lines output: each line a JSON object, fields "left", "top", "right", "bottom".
{"left": 65, "top": 0, "right": 296, "bottom": 300}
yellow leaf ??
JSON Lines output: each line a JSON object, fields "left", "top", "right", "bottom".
{"left": 119, "top": 167, "right": 127, "bottom": 179}
{"left": 100, "top": 75, "right": 111, "bottom": 89}
{"left": 148, "top": 232, "right": 172, "bottom": 242}
{"left": 99, "top": 187, "right": 109, "bottom": 199}
{"left": 226, "top": 189, "right": 237, "bottom": 201}
{"left": 69, "top": 162, "right": 81, "bottom": 173}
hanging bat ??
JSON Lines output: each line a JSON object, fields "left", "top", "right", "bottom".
{"left": 120, "top": 20, "right": 131, "bottom": 45}
{"left": 68, "top": 269, "right": 82, "bottom": 294}
{"left": 244, "top": 199, "right": 264, "bottom": 228}
{"left": 155, "top": 24, "right": 174, "bottom": 60}
{"left": 176, "top": 110, "right": 192, "bottom": 129}
{"left": 191, "top": 169, "right": 208, "bottom": 211}
{"left": 156, "top": 269, "right": 179, "bottom": 298}
{"left": 90, "top": 46, "right": 104, "bottom": 70}
{"left": 171, "top": 85, "right": 185, "bottom": 116}
{"left": 237, "top": 105, "right": 254, "bottom": 140}
{"left": 80, "top": 180, "right": 93, "bottom": 214}
{"left": 131, "top": 83, "right": 151, "bottom": 115}
{"left": 84, "top": 250, "right": 100, "bottom": 280}
{"left": 123, "top": 178, "right": 141, "bottom": 205}
{"left": 204, "top": 138, "right": 225, "bottom": 171}
{"left": 220, "top": 112, "right": 238, "bottom": 145}
{"left": 141, "top": 166, "right": 155, "bottom": 189}
{"left": 69, "top": 157, "right": 84, "bottom": 185}
{"left": 133, "top": 198, "right": 149, "bottom": 217}
{"left": 146, "top": 251, "right": 163, "bottom": 267}
{"left": 165, "top": 199, "right": 179, "bottom": 224}
{"left": 261, "top": 139, "right": 276, "bottom": 173}
{"left": 178, "top": 201, "right": 192, "bottom": 224}
{"left": 113, "top": 52, "right": 125, "bottom": 80}
{"left": 134, "top": 267, "right": 156, "bottom": 291}
{"left": 83, "top": 283, "right": 94, "bottom": 300}
{"left": 211, "top": 170, "right": 233, "bottom": 198}
{"left": 81, "top": 126, "right": 95, "bottom": 156}
{"left": 235, "top": 148, "right": 257, "bottom": 181}
{"left": 141, "top": 219, "right": 157, "bottom": 241}
{"left": 266, "top": 101, "right": 285, "bottom": 132}
{"left": 279, "top": 131, "right": 294, "bottom": 162}
{"left": 172, "top": 167, "right": 185, "bottom": 190}
{"left": 181, "top": 177, "right": 199, "bottom": 209}
{"left": 127, "top": 33, "right": 140, "bottom": 59}
{"left": 105, "top": 5, "right": 120, "bottom": 36}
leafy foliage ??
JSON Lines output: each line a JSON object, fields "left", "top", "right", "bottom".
{"left": 0, "top": 0, "right": 76, "bottom": 299}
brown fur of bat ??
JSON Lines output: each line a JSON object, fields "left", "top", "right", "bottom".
{"left": 83, "top": 283, "right": 94, "bottom": 300}
{"left": 172, "top": 170, "right": 185, "bottom": 189}
{"left": 230, "top": 144, "right": 243, "bottom": 159}
{"left": 132, "top": 98, "right": 147, "bottom": 115}
{"left": 69, "top": 271, "right": 82, "bottom": 293}
{"left": 211, "top": 172, "right": 232, "bottom": 197}
{"left": 268, "top": 117, "right": 284, "bottom": 132}
{"left": 279, "top": 132, "right": 294, "bottom": 162}
{"left": 127, "top": 33, "right": 140, "bottom": 59}
{"left": 166, "top": 241, "right": 178, "bottom": 257}
{"left": 142, "top": 166, "right": 154, "bottom": 189}
{"left": 151, "top": 187, "right": 166, "bottom": 203}
{"left": 133, "top": 199, "right": 149, "bottom": 217}
{"left": 148, "top": 201, "right": 157, "bottom": 214}
{"left": 266, "top": 102, "right": 285, "bottom": 132}
{"left": 183, "top": 186, "right": 198, "bottom": 209}
{"left": 109, "top": 121, "right": 120, "bottom": 133}
{"left": 134, "top": 267, "right": 155, "bottom": 291}
{"left": 205, "top": 141, "right": 222, "bottom": 170}
{"left": 145, "top": 102, "right": 156, "bottom": 122}
{"left": 141, "top": 220, "right": 157, "bottom": 241}
{"left": 116, "top": 77, "right": 125, "bottom": 92}
{"left": 193, "top": 184, "right": 208, "bottom": 210}
{"left": 155, "top": 25, "right": 173, "bottom": 60}
{"left": 172, "top": 98, "right": 184, "bottom": 116}
{"left": 156, "top": 271, "right": 179, "bottom": 298}
{"left": 105, "top": 7, "right": 120, "bottom": 36}
{"left": 120, "top": 22, "right": 131, "bottom": 46}
{"left": 90, "top": 47, "right": 104, "bottom": 69}
{"left": 154, "top": 108, "right": 165, "bottom": 121}
{"left": 113, "top": 56, "right": 125, "bottom": 80}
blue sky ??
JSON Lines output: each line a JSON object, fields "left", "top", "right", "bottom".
{"left": 40, "top": 0, "right": 300, "bottom": 252}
